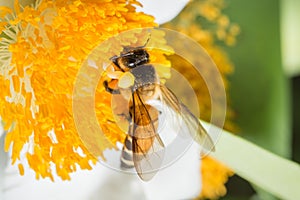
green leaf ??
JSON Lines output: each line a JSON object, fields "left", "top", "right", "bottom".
{"left": 206, "top": 123, "right": 300, "bottom": 200}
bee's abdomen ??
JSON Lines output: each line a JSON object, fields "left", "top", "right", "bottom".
{"left": 120, "top": 135, "right": 134, "bottom": 169}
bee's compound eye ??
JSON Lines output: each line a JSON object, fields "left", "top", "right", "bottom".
{"left": 123, "top": 57, "right": 137, "bottom": 68}
{"left": 127, "top": 62, "right": 136, "bottom": 68}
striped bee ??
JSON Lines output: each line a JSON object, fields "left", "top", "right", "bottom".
{"left": 103, "top": 44, "right": 215, "bottom": 181}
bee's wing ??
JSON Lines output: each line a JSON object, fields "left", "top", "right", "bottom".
{"left": 130, "top": 91, "right": 165, "bottom": 181}
{"left": 159, "top": 85, "right": 215, "bottom": 152}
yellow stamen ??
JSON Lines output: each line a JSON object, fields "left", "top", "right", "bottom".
{"left": 18, "top": 163, "right": 25, "bottom": 176}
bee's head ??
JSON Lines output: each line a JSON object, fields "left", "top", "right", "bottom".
{"left": 111, "top": 47, "right": 150, "bottom": 70}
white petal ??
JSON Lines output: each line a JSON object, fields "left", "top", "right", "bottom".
{"left": 136, "top": 0, "right": 189, "bottom": 24}
{"left": 1, "top": 123, "right": 202, "bottom": 200}
{"left": 142, "top": 142, "right": 202, "bottom": 200}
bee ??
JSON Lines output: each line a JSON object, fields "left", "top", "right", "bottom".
{"left": 103, "top": 43, "right": 215, "bottom": 181}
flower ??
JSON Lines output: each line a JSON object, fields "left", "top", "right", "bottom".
{"left": 200, "top": 156, "right": 234, "bottom": 199}
{"left": 1, "top": 0, "right": 239, "bottom": 199}
{"left": 0, "top": 0, "right": 160, "bottom": 181}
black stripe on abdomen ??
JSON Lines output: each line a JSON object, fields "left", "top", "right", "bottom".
{"left": 120, "top": 135, "right": 134, "bottom": 169}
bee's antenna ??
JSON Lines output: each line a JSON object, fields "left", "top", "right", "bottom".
{"left": 142, "top": 32, "right": 152, "bottom": 48}
{"left": 121, "top": 30, "right": 152, "bottom": 52}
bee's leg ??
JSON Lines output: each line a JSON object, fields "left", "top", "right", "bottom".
{"left": 103, "top": 80, "right": 120, "bottom": 94}
{"left": 117, "top": 113, "right": 131, "bottom": 122}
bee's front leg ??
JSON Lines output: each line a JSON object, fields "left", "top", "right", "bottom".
{"left": 103, "top": 80, "right": 121, "bottom": 94}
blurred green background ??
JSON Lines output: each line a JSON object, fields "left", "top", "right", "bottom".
{"left": 218, "top": 0, "right": 299, "bottom": 199}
